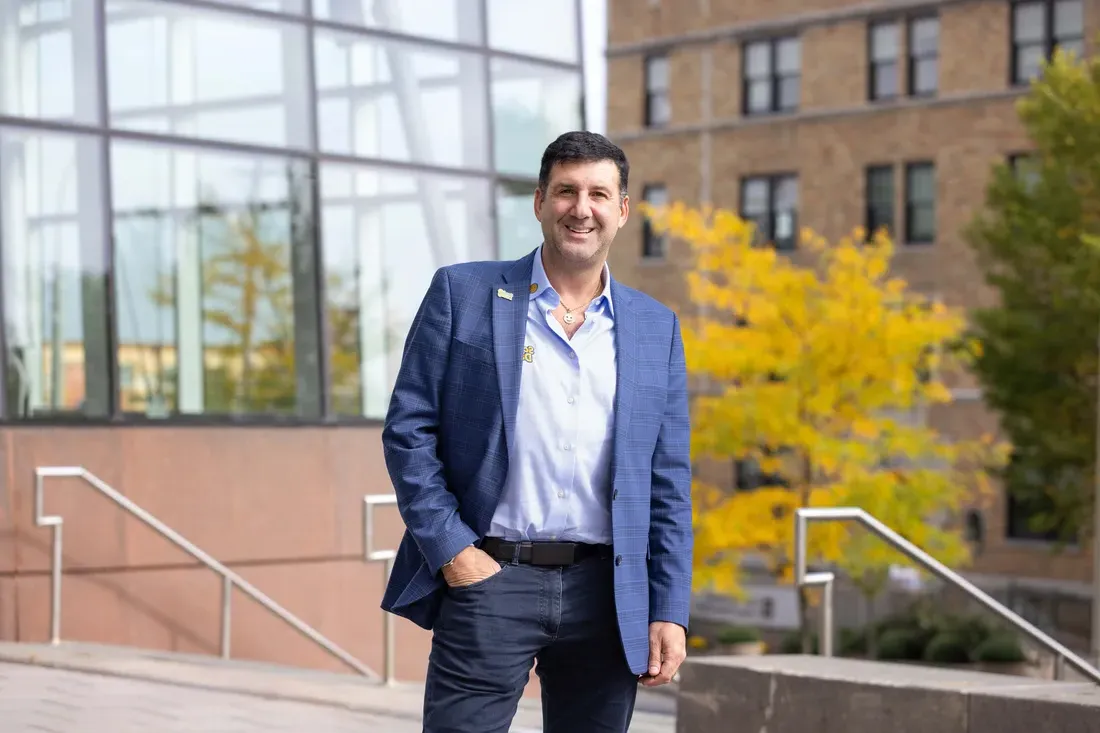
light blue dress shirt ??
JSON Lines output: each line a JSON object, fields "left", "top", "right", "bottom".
{"left": 487, "top": 245, "right": 618, "bottom": 545}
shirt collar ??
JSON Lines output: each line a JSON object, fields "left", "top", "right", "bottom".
{"left": 529, "top": 244, "right": 615, "bottom": 318}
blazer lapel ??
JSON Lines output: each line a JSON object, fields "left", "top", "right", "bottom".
{"left": 611, "top": 280, "right": 637, "bottom": 490}
{"left": 493, "top": 251, "right": 536, "bottom": 456}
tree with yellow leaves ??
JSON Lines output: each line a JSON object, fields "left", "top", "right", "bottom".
{"left": 641, "top": 203, "right": 1009, "bottom": 652}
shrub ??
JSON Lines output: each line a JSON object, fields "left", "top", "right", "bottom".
{"left": 972, "top": 634, "right": 1027, "bottom": 663}
{"left": 923, "top": 632, "right": 972, "bottom": 664}
{"left": 876, "top": 628, "right": 926, "bottom": 661}
{"left": 839, "top": 626, "right": 868, "bottom": 657}
{"left": 716, "top": 626, "right": 761, "bottom": 645}
{"left": 780, "top": 631, "right": 819, "bottom": 654}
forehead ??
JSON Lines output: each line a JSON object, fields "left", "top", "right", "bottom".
{"left": 546, "top": 160, "right": 620, "bottom": 191}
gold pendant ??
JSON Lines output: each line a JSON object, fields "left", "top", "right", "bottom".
{"left": 563, "top": 312, "right": 576, "bottom": 325}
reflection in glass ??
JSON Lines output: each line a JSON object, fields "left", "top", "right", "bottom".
{"left": 320, "top": 164, "right": 492, "bottom": 417}
{"left": 111, "top": 142, "right": 318, "bottom": 417}
{"left": 0, "top": 128, "right": 110, "bottom": 417}
{"left": 314, "top": 0, "right": 482, "bottom": 44}
{"left": 104, "top": 0, "right": 311, "bottom": 149}
{"left": 496, "top": 180, "right": 541, "bottom": 261}
{"left": 0, "top": 0, "right": 101, "bottom": 123}
{"left": 487, "top": 0, "right": 578, "bottom": 63}
{"left": 314, "top": 29, "right": 489, "bottom": 169}
{"left": 491, "top": 58, "right": 582, "bottom": 177}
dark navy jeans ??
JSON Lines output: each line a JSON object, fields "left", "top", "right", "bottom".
{"left": 422, "top": 554, "right": 638, "bottom": 733}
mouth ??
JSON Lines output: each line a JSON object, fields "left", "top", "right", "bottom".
{"left": 565, "top": 225, "right": 594, "bottom": 236}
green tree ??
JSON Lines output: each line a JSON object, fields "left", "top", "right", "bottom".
{"left": 965, "top": 45, "right": 1100, "bottom": 542}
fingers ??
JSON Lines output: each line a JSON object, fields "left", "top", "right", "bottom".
{"left": 640, "top": 627, "right": 686, "bottom": 687}
{"left": 647, "top": 629, "right": 662, "bottom": 677}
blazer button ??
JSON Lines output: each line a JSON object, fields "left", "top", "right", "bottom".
{"left": 615, "top": 555, "right": 622, "bottom": 566}
{"left": 612, "top": 489, "right": 618, "bottom": 500}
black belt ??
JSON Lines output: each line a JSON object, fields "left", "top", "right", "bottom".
{"left": 480, "top": 537, "right": 612, "bottom": 566}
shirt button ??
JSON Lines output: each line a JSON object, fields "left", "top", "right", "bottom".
{"left": 567, "top": 397, "right": 575, "bottom": 404}
{"left": 563, "top": 443, "right": 571, "bottom": 451}
{"left": 570, "top": 352, "right": 576, "bottom": 359}
{"left": 558, "top": 490, "right": 565, "bottom": 498}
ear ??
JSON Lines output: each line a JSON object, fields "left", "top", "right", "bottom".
{"left": 533, "top": 187, "right": 545, "bottom": 220}
{"left": 617, "top": 194, "right": 630, "bottom": 229}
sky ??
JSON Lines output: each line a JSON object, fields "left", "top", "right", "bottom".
{"left": 581, "top": 0, "right": 608, "bottom": 134}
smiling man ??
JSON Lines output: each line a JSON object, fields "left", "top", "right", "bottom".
{"left": 381, "top": 131, "right": 693, "bottom": 733}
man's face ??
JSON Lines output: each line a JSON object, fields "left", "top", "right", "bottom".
{"left": 534, "top": 159, "right": 629, "bottom": 268}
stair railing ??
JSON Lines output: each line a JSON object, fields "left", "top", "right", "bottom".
{"left": 34, "top": 466, "right": 378, "bottom": 680}
{"left": 794, "top": 506, "right": 1100, "bottom": 685}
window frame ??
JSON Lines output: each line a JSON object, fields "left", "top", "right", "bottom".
{"left": 1010, "top": 0, "right": 1085, "bottom": 87}
{"left": 741, "top": 35, "right": 801, "bottom": 117}
{"left": 641, "top": 183, "right": 669, "bottom": 259}
{"left": 865, "top": 164, "right": 896, "bottom": 239}
{"left": 740, "top": 173, "right": 799, "bottom": 251}
{"left": 868, "top": 19, "right": 901, "bottom": 102}
{"left": 906, "top": 14, "right": 940, "bottom": 97}
{"left": 644, "top": 53, "right": 671, "bottom": 128}
{"left": 904, "top": 161, "right": 936, "bottom": 245}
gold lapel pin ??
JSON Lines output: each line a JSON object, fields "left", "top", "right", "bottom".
{"left": 529, "top": 283, "right": 538, "bottom": 294}
{"left": 497, "top": 288, "right": 513, "bottom": 301}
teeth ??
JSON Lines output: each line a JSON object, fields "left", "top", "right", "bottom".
{"left": 568, "top": 227, "right": 593, "bottom": 234}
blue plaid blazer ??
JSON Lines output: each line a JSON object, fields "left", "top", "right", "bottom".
{"left": 380, "top": 249, "right": 693, "bottom": 675}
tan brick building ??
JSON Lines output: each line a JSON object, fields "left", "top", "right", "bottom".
{"left": 605, "top": 0, "right": 1100, "bottom": 640}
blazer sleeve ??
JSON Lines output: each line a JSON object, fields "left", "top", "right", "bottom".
{"left": 381, "top": 267, "right": 479, "bottom": 576}
{"left": 648, "top": 312, "right": 694, "bottom": 628}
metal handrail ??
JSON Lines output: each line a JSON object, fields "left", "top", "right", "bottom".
{"left": 362, "top": 493, "right": 398, "bottom": 685}
{"left": 34, "top": 466, "right": 378, "bottom": 680}
{"left": 794, "top": 506, "right": 1100, "bottom": 685}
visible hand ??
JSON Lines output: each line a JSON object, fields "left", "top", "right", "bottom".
{"left": 639, "top": 621, "right": 687, "bottom": 687}
{"left": 441, "top": 546, "right": 502, "bottom": 588}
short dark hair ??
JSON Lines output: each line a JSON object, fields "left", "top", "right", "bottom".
{"left": 537, "top": 131, "right": 630, "bottom": 199}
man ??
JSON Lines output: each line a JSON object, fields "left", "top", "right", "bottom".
{"left": 380, "top": 131, "right": 693, "bottom": 733}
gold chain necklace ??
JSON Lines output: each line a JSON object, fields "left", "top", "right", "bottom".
{"left": 561, "top": 280, "right": 603, "bottom": 325}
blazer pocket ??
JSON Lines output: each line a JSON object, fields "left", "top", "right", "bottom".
{"left": 452, "top": 336, "right": 495, "bottom": 365}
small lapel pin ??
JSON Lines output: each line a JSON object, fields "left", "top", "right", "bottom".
{"left": 497, "top": 288, "right": 513, "bottom": 301}
{"left": 529, "top": 283, "right": 538, "bottom": 294}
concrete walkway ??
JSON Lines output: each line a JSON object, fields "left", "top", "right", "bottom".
{"left": 0, "top": 642, "right": 676, "bottom": 732}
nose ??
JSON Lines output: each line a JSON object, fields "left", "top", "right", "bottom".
{"left": 570, "top": 192, "right": 593, "bottom": 220}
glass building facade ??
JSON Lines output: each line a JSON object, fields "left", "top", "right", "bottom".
{"left": 0, "top": 0, "right": 584, "bottom": 423}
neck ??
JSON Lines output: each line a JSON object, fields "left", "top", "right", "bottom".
{"left": 540, "top": 247, "right": 605, "bottom": 303}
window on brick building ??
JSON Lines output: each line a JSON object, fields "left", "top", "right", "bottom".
{"left": 741, "top": 174, "right": 798, "bottom": 250}
{"left": 868, "top": 20, "right": 900, "bottom": 101}
{"left": 908, "top": 16, "right": 939, "bottom": 96}
{"left": 865, "top": 165, "right": 895, "bottom": 238}
{"left": 641, "top": 184, "right": 668, "bottom": 259}
{"left": 1011, "top": 0, "right": 1083, "bottom": 85}
{"left": 904, "top": 162, "right": 935, "bottom": 244}
{"left": 644, "top": 54, "right": 670, "bottom": 127}
{"left": 742, "top": 36, "right": 800, "bottom": 116}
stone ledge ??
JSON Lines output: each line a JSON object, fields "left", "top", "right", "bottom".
{"left": 675, "top": 655, "right": 1100, "bottom": 733}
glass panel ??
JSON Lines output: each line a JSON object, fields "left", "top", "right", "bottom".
{"left": 487, "top": 0, "right": 579, "bottom": 63}
{"left": 491, "top": 57, "right": 582, "bottom": 178}
{"left": 744, "top": 41, "right": 771, "bottom": 77}
{"left": 497, "top": 180, "right": 542, "bottom": 262}
{"left": 908, "top": 164, "right": 934, "bottom": 201}
{"left": 871, "top": 22, "right": 899, "bottom": 61}
{"left": 314, "top": 0, "right": 482, "bottom": 43}
{"left": 742, "top": 178, "right": 769, "bottom": 215}
{"left": 1013, "top": 2, "right": 1046, "bottom": 43}
{"left": 1054, "top": 0, "right": 1083, "bottom": 38}
{"left": 867, "top": 166, "right": 893, "bottom": 202}
{"left": 873, "top": 61, "right": 898, "bottom": 98}
{"left": 1015, "top": 44, "right": 1044, "bottom": 82}
{"left": 1, "top": 127, "right": 110, "bottom": 417}
{"left": 910, "top": 17, "right": 939, "bottom": 55}
{"left": 320, "top": 163, "right": 493, "bottom": 418}
{"left": 775, "top": 176, "right": 798, "bottom": 211}
{"left": 111, "top": 141, "right": 317, "bottom": 417}
{"left": 0, "top": 0, "right": 101, "bottom": 123}
{"left": 909, "top": 204, "right": 935, "bottom": 242}
{"left": 315, "top": 28, "right": 489, "bottom": 170}
{"left": 778, "top": 77, "right": 799, "bottom": 110}
{"left": 645, "top": 185, "right": 669, "bottom": 207}
{"left": 105, "top": 0, "right": 311, "bottom": 149}
{"left": 747, "top": 79, "right": 771, "bottom": 113}
{"left": 647, "top": 92, "right": 671, "bottom": 127}
{"left": 646, "top": 55, "right": 670, "bottom": 90}
{"left": 776, "top": 38, "right": 800, "bottom": 74}
{"left": 913, "top": 57, "right": 938, "bottom": 94}
{"left": 1058, "top": 38, "right": 1084, "bottom": 59}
